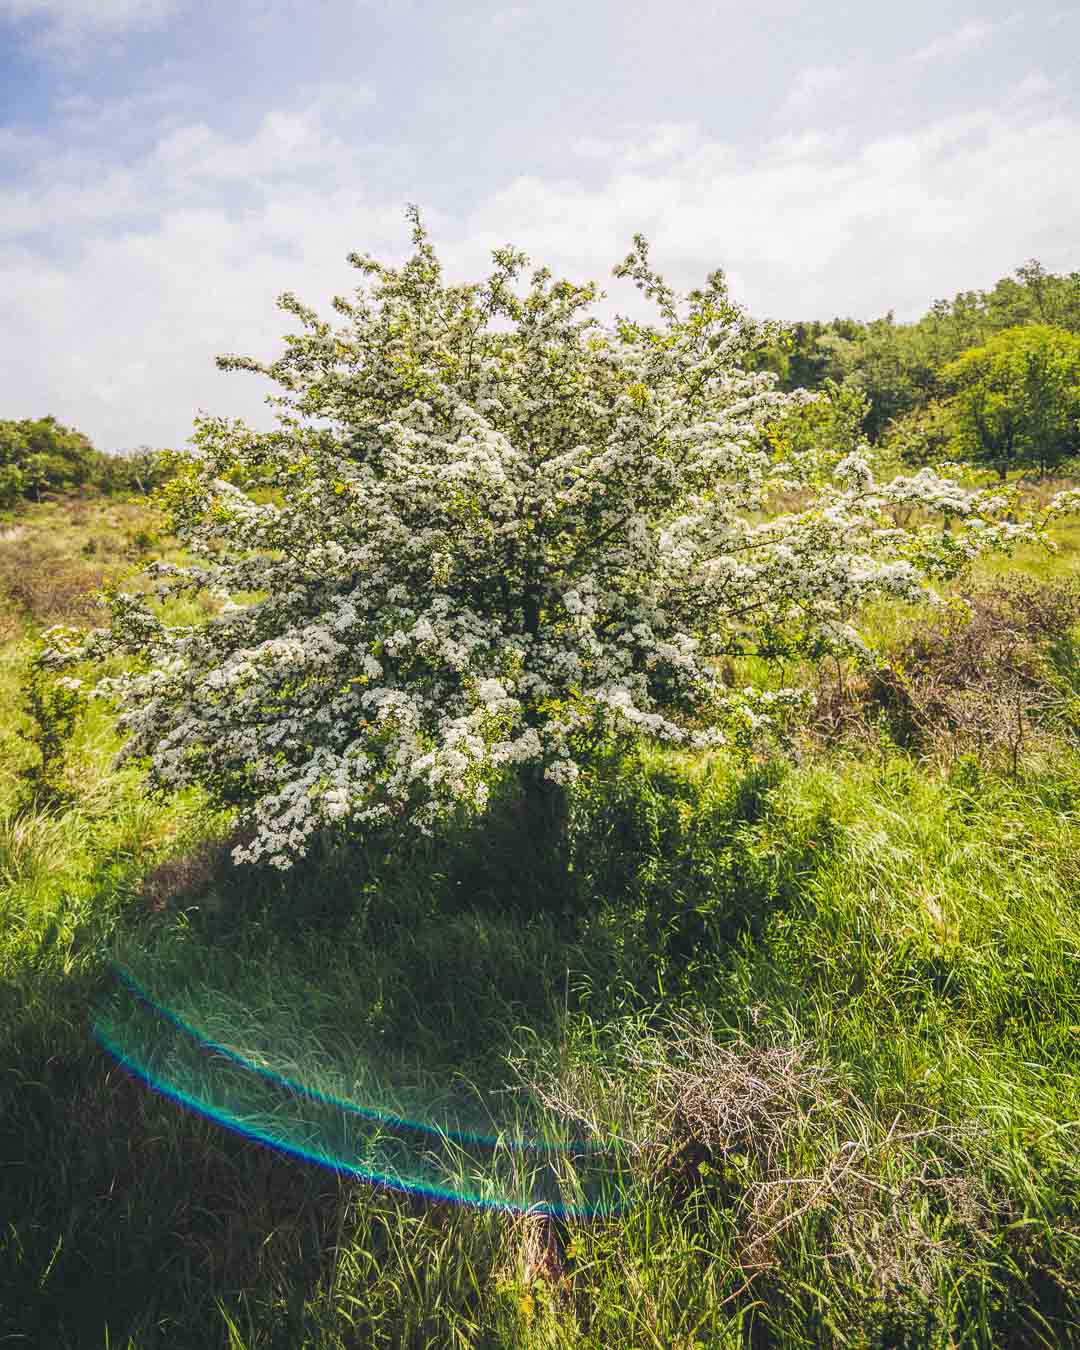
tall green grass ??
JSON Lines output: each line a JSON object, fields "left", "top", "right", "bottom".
{"left": 1, "top": 494, "right": 1079, "bottom": 1347}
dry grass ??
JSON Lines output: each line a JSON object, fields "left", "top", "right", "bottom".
{"left": 809, "top": 576, "right": 1080, "bottom": 769}
{"left": 737, "top": 1117, "right": 997, "bottom": 1300}
{"left": 1015, "top": 472, "right": 1080, "bottom": 512}
{"left": 0, "top": 497, "right": 171, "bottom": 632}
{"left": 524, "top": 1012, "right": 1003, "bottom": 1319}
{"left": 0, "top": 543, "right": 107, "bottom": 635}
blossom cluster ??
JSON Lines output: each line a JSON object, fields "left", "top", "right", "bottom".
{"left": 43, "top": 209, "right": 1073, "bottom": 869}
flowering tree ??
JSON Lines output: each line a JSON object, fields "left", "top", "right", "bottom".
{"left": 44, "top": 207, "right": 1073, "bottom": 872}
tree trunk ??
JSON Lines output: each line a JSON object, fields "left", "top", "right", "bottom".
{"left": 519, "top": 761, "right": 571, "bottom": 905}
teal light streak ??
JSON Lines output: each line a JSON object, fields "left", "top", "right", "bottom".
{"left": 107, "top": 962, "right": 626, "bottom": 1154}
{"left": 92, "top": 1021, "right": 634, "bottom": 1220}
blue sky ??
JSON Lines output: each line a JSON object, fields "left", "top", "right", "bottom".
{"left": 1, "top": 0, "right": 1077, "bottom": 452}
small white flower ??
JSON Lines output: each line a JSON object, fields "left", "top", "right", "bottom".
{"left": 476, "top": 678, "right": 507, "bottom": 704}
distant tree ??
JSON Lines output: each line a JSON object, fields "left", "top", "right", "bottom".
{"left": 941, "top": 325, "right": 1080, "bottom": 479}
{"left": 762, "top": 377, "right": 870, "bottom": 465}
{"left": 125, "top": 448, "right": 173, "bottom": 496}
{"left": 995, "top": 260, "right": 1080, "bottom": 334}
{"left": 751, "top": 261, "right": 1080, "bottom": 452}
{"left": 0, "top": 418, "right": 178, "bottom": 504}
{"left": 746, "top": 319, "right": 858, "bottom": 392}
{"left": 0, "top": 463, "right": 24, "bottom": 509}
{"left": 95, "top": 446, "right": 177, "bottom": 497}
{"left": 880, "top": 398, "right": 957, "bottom": 470}
{"left": 0, "top": 415, "right": 98, "bottom": 501}
{"left": 749, "top": 317, "right": 876, "bottom": 395}
{"left": 835, "top": 315, "right": 940, "bottom": 441}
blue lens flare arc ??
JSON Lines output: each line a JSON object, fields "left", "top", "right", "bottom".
{"left": 92, "top": 1022, "right": 626, "bottom": 1219}
{"left": 106, "top": 963, "right": 627, "bottom": 1155}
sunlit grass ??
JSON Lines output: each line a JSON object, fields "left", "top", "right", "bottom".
{"left": 2, "top": 492, "right": 1080, "bottom": 1347}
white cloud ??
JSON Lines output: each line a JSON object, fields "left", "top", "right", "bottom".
{"left": 0, "top": 80, "right": 380, "bottom": 245}
{"left": 779, "top": 63, "right": 854, "bottom": 114}
{"left": 2, "top": 83, "right": 1079, "bottom": 454}
{"left": 153, "top": 110, "right": 340, "bottom": 182}
{"left": 907, "top": 13, "right": 1029, "bottom": 66}
{"left": 762, "top": 129, "right": 849, "bottom": 160}
{"left": 571, "top": 121, "right": 701, "bottom": 168}
{"left": 1004, "top": 71, "right": 1056, "bottom": 105}
{"left": 148, "top": 81, "right": 378, "bottom": 186}
{"left": 51, "top": 81, "right": 191, "bottom": 137}
{"left": 0, "top": 164, "right": 143, "bottom": 237}
{"left": 148, "top": 87, "right": 380, "bottom": 190}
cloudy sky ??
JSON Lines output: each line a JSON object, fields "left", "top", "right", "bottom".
{"left": 1, "top": 0, "right": 1077, "bottom": 453}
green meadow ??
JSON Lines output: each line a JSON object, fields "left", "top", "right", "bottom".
{"left": 2, "top": 487, "right": 1079, "bottom": 1349}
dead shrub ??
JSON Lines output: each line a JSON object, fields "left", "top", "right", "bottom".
{"left": 522, "top": 1013, "right": 1001, "bottom": 1317}
{"left": 808, "top": 577, "right": 1080, "bottom": 769}
{"left": 640, "top": 1015, "right": 834, "bottom": 1180}
{"left": 494, "top": 1209, "right": 568, "bottom": 1297}
{"left": 736, "top": 1116, "right": 997, "bottom": 1301}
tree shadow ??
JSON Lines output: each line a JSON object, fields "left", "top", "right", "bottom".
{"left": 0, "top": 751, "right": 837, "bottom": 1347}
{"left": 562, "top": 756, "right": 838, "bottom": 1008}
{"left": 1, "top": 943, "right": 511, "bottom": 1348}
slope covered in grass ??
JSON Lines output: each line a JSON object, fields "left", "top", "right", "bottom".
{"left": 1, "top": 492, "right": 1079, "bottom": 1347}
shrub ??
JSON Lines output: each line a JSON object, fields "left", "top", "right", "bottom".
{"left": 810, "top": 577, "right": 1080, "bottom": 769}
{"left": 44, "top": 206, "right": 1078, "bottom": 878}
{"left": 14, "top": 652, "right": 84, "bottom": 810}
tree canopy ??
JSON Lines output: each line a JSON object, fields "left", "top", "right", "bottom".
{"left": 0, "top": 416, "right": 174, "bottom": 505}
{"left": 941, "top": 325, "right": 1080, "bottom": 479}
{"left": 0, "top": 415, "right": 99, "bottom": 505}
{"left": 748, "top": 260, "right": 1080, "bottom": 450}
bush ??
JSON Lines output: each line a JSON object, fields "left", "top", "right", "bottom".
{"left": 47, "top": 206, "right": 1070, "bottom": 881}
{"left": 14, "top": 653, "right": 84, "bottom": 810}
{"left": 809, "top": 577, "right": 1080, "bottom": 770}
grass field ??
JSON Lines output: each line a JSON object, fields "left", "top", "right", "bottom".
{"left": 2, "top": 487, "right": 1079, "bottom": 1348}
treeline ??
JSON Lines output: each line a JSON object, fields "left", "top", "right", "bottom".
{"left": 0, "top": 415, "right": 175, "bottom": 508}
{"left": 750, "top": 258, "right": 1080, "bottom": 478}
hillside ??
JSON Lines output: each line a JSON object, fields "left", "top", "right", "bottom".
{"left": 1, "top": 486, "right": 1079, "bottom": 1347}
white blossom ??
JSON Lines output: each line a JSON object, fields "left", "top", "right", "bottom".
{"left": 42, "top": 208, "right": 1067, "bottom": 868}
